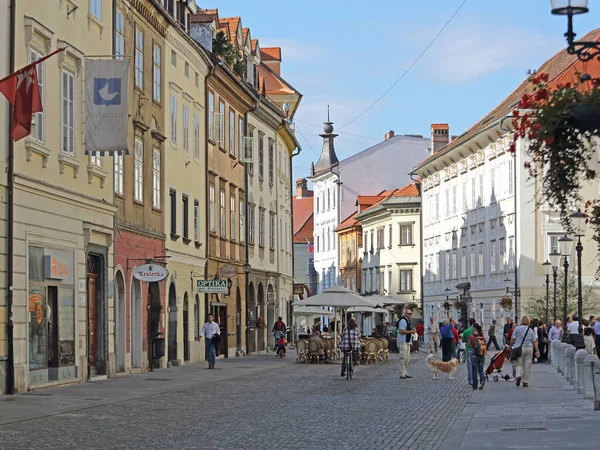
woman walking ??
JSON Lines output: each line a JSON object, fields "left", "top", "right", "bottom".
{"left": 510, "top": 316, "right": 540, "bottom": 387}
{"left": 339, "top": 318, "right": 360, "bottom": 377}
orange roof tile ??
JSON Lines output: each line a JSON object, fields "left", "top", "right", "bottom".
{"left": 219, "top": 17, "right": 241, "bottom": 45}
{"left": 251, "top": 39, "right": 258, "bottom": 53}
{"left": 261, "top": 47, "right": 281, "bottom": 61}
{"left": 431, "top": 123, "right": 449, "bottom": 130}
{"left": 293, "top": 196, "right": 314, "bottom": 239}
{"left": 392, "top": 182, "right": 419, "bottom": 197}
{"left": 414, "top": 29, "right": 600, "bottom": 171}
{"left": 242, "top": 28, "right": 249, "bottom": 44}
{"left": 191, "top": 8, "right": 219, "bottom": 24}
{"left": 335, "top": 212, "right": 359, "bottom": 232}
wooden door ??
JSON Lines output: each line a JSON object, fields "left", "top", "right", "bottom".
{"left": 88, "top": 275, "right": 97, "bottom": 366}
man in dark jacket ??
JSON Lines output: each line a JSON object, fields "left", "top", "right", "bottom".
{"left": 272, "top": 317, "right": 286, "bottom": 350}
{"left": 487, "top": 320, "right": 500, "bottom": 350}
{"left": 503, "top": 318, "right": 513, "bottom": 345}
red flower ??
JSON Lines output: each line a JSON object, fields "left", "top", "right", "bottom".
{"left": 586, "top": 169, "right": 596, "bottom": 179}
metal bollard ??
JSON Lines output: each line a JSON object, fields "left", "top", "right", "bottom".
{"left": 574, "top": 349, "right": 588, "bottom": 394}
{"left": 594, "top": 359, "right": 600, "bottom": 411}
{"left": 584, "top": 354, "right": 599, "bottom": 400}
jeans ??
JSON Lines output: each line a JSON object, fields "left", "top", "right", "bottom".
{"left": 471, "top": 355, "right": 485, "bottom": 389}
{"left": 466, "top": 350, "right": 473, "bottom": 384}
{"left": 441, "top": 338, "right": 454, "bottom": 362}
{"left": 398, "top": 342, "right": 411, "bottom": 377}
{"left": 341, "top": 351, "right": 358, "bottom": 373}
{"left": 206, "top": 338, "right": 216, "bottom": 367}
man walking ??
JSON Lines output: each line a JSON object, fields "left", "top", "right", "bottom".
{"left": 503, "top": 318, "right": 513, "bottom": 346}
{"left": 462, "top": 318, "right": 476, "bottom": 386}
{"left": 487, "top": 320, "right": 500, "bottom": 351}
{"left": 397, "top": 309, "right": 417, "bottom": 379}
{"left": 199, "top": 314, "right": 220, "bottom": 369}
{"left": 272, "top": 316, "right": 286, "bottom": 351}
{"left": 427, "top": 316, "right": 439, "bottom": 354}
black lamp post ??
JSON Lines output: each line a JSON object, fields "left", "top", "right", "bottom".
{"left": 558, "top": 234, "right": 574, "bottom": 332}
{"left": 549, "top": 250, "right": 561, "bottom": 322}
{"left": 569, "top": 208, "right": 587, "bottom": 333}
{"left": 504, "top": 277, "right": 520, "bottom": 319}
{"left": 542, "top": 260, "right": 552, "bottom": 324}
{"left": 550, "top": 1, "right": 600, "bottom": 62}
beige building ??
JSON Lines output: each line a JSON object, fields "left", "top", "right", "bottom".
{"left": 163, "top": 2, "right": 212, "bottom": 366}
{"left": 1, "top": 0, "right": 116, "bottom": 393}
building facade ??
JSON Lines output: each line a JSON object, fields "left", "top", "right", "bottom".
{"left": 293, "top": 178, "right": 318, "bottom": 300}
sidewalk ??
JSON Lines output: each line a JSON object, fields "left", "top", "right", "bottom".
{"left": 0, "top": 351, "right": 296, "bottom": 426}
{"left": 442, "top": 360, "right": 600, "bottom": 449}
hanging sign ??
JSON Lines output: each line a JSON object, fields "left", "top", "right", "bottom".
{"left": 133, "top": 264, "right": 169, "bottom": 282}
{"left": 197, "top": 279, "right": 228, "bottom": 293}
{"left": 218, "top": 264, "right": 238, "bottom": 278}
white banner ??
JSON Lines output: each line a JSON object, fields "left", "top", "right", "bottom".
{"left": 85, "top": 59, "right": 130, "bottom": 155}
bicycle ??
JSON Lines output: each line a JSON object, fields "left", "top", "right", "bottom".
{"left": 344, "top": 350, "right": 355, "bottom": 380}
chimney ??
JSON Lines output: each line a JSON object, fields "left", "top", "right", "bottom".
{"left": 384, "top": 130, "right": 395, "bottom": 141}
{"left": 296, "top": 178, "right": 308, "bottom": 198}
{"left": 430, "top": 124, "right": 449, "bottom": 155}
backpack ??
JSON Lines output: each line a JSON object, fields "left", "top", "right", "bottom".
{"left": 473, "top": 334, "right": 487, "bottom": 357}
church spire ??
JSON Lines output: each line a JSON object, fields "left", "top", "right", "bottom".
{"left": 313, "top": 106, "right": 339, "bottom": 173}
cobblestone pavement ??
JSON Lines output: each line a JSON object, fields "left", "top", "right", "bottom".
{"left": 0, "top": 351, "right": 473, "bottom": 449}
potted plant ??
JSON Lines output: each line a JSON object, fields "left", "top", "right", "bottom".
{"left": 453, "top": 299, "right": 468, "bottom": 310}
{"left": 255, "top": 316, "right": 267, "bottom": 329}
{"left": 443, "top": 301, "right": 452, "bottom": 315}
{"left": 499, "top": 296, "right": 513, "bottom": 311}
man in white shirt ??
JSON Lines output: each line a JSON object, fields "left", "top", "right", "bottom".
{"left": 199, "top": 314, "right": 221, "bottom": 369}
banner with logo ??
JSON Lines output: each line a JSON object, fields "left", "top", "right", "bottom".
{"left": 84, "top": 59, "right": 130, "bottom": 155}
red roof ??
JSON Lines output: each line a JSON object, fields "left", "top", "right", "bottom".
{"left": 293, "top": 196, "right": 314, "bottom": 243}
{"left": 335, "top": 212, "right": 359, "bottom": 232}
{"left": 392, "top": 182, "right": 419, "bottom": 197}
{"left": 191, "top": 8, "right": 219, "bottom": 24}
{"left": 261, "top": 47, "right": 281, "bottom": 61}
{"left": 431, "top": 124, "right": 449, "bottom": 130}
{"left": 251, "top": 39, "right": 258, "bottom": 54}
{"left": 242, "top": 28, "right": 249, "bottom": 43}
{"left": 219, "top": 17, "right": 241, "bottom": 45}
{"left": 414, "top": 29, "right": 600, "bottom": 171}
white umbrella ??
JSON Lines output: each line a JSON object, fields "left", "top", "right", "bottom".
{"left": 295, "top": 286, "right": 380, "bottom": 308}
{"left": 347, "top": 307, "right": 390, "bottom": 314}
{"left": 293, "top": 306, "right": 336, "bottom": 316}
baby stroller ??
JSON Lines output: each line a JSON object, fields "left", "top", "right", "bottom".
{"left": 485, "top": 347, "right": 512, "bottom": 382}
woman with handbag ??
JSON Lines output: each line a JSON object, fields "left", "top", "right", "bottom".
{"left": 510, "top": 316, "right": 540, "bottom": 387}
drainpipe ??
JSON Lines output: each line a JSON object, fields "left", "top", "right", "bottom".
{"left": 6, "top": 0, "right": 16, "bottom": 395}
{"left": 204, "top": 63, "right": 216, "bottom": 327}
{"left": 410, "top": 173, "right": 424, "bottom": 314}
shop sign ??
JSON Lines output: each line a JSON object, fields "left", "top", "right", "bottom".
{"left": 43, "top": 249, "right": 73, "bottom": 284}
{"left": 197, "top": 279, "right": 228, "bottom": 293}
{"left": 293, "top": 284, "right": 304, "bottom": 295}
{"left": 211, "top": 302, "right": 227, "bottom": 307}
{"left": 133, "top": 264, "right": 169, "bottom": 282}
{"left": 218, "top": 264, "right": 237, "bottom": 279}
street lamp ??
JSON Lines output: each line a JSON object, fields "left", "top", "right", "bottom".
{"left": 550, "top": 1, "right": 600, "bottom": 62}
{"left": 569, "top": 208, "right": 587, "bottom": 333}
{"left": 542, "top": 260, "right": 552, "bottom": 324}
{"left": 549, "top": 250, "right": 561, "bottom": 322}
{"left": 558, "top": 234, "right": 574, "bottom": 332}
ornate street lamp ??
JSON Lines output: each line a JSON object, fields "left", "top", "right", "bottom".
{"left": 558, "top": 234, "right": 574, "bottom": 331}
{"left": 542, "top": 260, "right": 552, "bottom": 324}
{"left": 569, "top": 208, "right": 587, "bottom": 333}
{"left": 550, "top": 1, "right": 600, "bottom": 61}
{"left": 549, "top": 250, "right": 561, "bottom": 322}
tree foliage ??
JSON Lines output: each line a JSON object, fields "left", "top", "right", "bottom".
{"left": 213, "top": 31, "right": 246, "bottom": 77}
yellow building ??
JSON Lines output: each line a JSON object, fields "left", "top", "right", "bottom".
{"left": 163, "top": 2, "right": 212, "bottom": 366}
{"left": 1, "top": 0, "right": 116, "bottom": 393}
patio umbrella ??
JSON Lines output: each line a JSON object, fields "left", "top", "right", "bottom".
{"left": 295, "top": 286, "right": 380, "bottom": 308}
{"left": 293, "top": 306, "right": 336, "bottom": 316}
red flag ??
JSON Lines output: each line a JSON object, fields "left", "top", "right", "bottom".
{"left": 0, "top": 48, "right": 64, "bottom": 141}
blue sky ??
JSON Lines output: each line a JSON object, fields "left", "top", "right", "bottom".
{"left": 210, "top": 0, "right": 600, "bottom": 185}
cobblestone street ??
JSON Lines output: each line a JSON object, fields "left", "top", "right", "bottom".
{"left": 0, "top": 351, "right": 473, "bottom": 449}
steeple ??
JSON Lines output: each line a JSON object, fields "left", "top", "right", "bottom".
{"left": 313, "top": 106, "right": 339, "bottom": 173}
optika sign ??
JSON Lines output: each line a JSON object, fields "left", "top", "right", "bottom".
{"left": 133, "top": 264, "right": 169, "bottom": 282}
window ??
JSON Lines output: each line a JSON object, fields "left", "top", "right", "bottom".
{"left": 435, "top": 193, "right": 439, "bottom": 220}
{"left": 153, "top": 44, "right": 161, "bottom": 102}
{"left": 239, "top": 199, "right": 245, "bottom": 243}
{"left": 238, "top": 118, "right": 244, "bottom": 160}
{"left": 508, "top": 237, "right": 515, "bottom": 270}
{"left": 209, "top": 184, "right": 216, "bottom": 233}
{"left": 461, "top": 247, "right": 467, "bottom": 278}
{"left": 135, "top": 27, "right": 143, "bottom": 89}
{"left": 479, "top": 174, "right": 484, "bottom": 206}
{"left": 316, "top": 236, "right": 320, "bottom": 252}
{"left": 218, "top": 101, "right": 225, "bottom": 148}
{"left": 208, "top": 91, "right": 215, "bottom": 141}
{"left": 327, "top": 229, "right": 330, "bottom": 251}
{"left": 268, "top": 140, "right": 274, "bottom": 185}
{"left": 316, "top": 197, "right": 320, "bottom": 213}
{"left": 452, "top": 250, "right": 457, "bottom": 278}
{"left": 30, "top": 49, "right": 44, "bottom": 143}
{"left": 327, "top": 189, "right": 331, "bottom": 210}
{"left": 194, "top": 113, "right": 200, "bottom": 158}
{"left": 399, "top": 269, "right": 413, "bottom": 292}
{"left": 470, "top": 245, "right": 476, "bottom": 276}
{"left": 90, "top": 0, "right": 102, "bottom": 20}
{"left": 269, "top": 213, "right": 275, "bottom": 250}
{"left": 171, "top": 49, "right": 177, "bottom": 66}
{"left": 462, "top": 182, "right": 467, "bottom": 211}
{"left": 478, "top": 243, "right": 484, "bottom": 275}
{"left": 445, "top": 251, "right": 450, "bottom": 280}
{"left": 499, "top": 238, "right": 506, "bottom": 271}
{"left": 220, "top": 188, "right": 226, "bottom": 237}
{"left": 399, "top": 224, "right": 413, "bottom": 245}
{"left": 388, "top": 224, "right": 392, "bottom": 248}
{"left": 258, "top": 133, "right": 264, "bottom": 179}
{"left": 61, "top": 69, "right": 75, "bottom": 155}
{"left": 249, "top": 205, "right": 255, "bottom": 243}
{"left": 114, "top": 152, "right": 124, "bottom": 195}
{"left": 115, "top": 11, "right": 125, "bottom": 58}
{"left": 370, "top": 230, "right": 374, "bottom": 252}
{"left": 445, "top": 188, "right": 450, "bottom": 216}
{"left": 259, "top": 209, "right": 265, "bottom": 247}
{"left": 229, "top": 110, "right": 235, "bottom": 156}
{"left": 184, "top": 61, "right": 189, "bottom": 78}
{"left": 195, "top": 72, "right": 199, "bottom": 87}
{"left": 152, "top": 149, "right": 161, "bottom": 209}
{"left": 183, "top": 105, "right": 189, "bottom": 151}
{"left": 181, "top": 195, "right": 189, "bottom": 239}
{"left": 471, "top": 177, "right": 476, "bottom": 208}
{"left": 230, "top": 194, "right": 236, "bottom": 241}
{"left": 490, "top": 168, "right": 496, "bottom": 201}
{"left": 247, "top": 129, "right": 254, "bottom": 174}
{"left": 508, "top": 159, "right": 514, "bottom": 195}
{"left": 169, "top": 189, "right": 177, "bottom": 235}
{"left": 388, "top": 269, "right": 392, "bottom": 293}
{"left": 490, "top": 240, "right": 497, "bottom": 273}
{"left": 452, "top": 186, "right": 457, "bottom": 215}
{"left": 170, "top": 95, "right": 177, "bottom": 143}
{"left": 194, "top": 200, "right": 199, "bottom": 241}
{"left": 134, "top": 138, "right": 143, "bottom": 202}
{"left": 376, "top": 228, "right": 384, "bottom": 250}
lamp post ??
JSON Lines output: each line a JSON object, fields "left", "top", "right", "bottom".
{"left": 550, "top": 1, "right": 600, "bottom": 62}
{"left": 558, "top": 234, "right": 574, "bottom": 332}
{"left": 542, "top": 260, "right": 552, "bottom": 324}
{"left": 569, "top": 208, "right": 587, "bottom": 333}
{"left": 550, "top": 250, "right": 561, "bottom": 322}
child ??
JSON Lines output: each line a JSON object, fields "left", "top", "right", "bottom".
{"left": 457, "top": 335, "right": 466, "bottom": 362}
{"left": 276, "top": 332, "right": 287, "bottom": 357}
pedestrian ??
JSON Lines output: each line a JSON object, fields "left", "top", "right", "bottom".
{"left": 198, "top": 313, "right": 221, "bottom": 369}
{"left": 272, "top": 316, "right": 286, "bottom": 351}
{"left": 506, "top": 322, "right": 517, "bottom": 382}
{"left": 510, "top": 316, "right": 540, "bottom": 387}
{"left": 503, "top": 317, "right": 513, "bottom": 345}
{"left": 487, "top": 320, "right": 500, "bottom": 351}
{"left": 469, "top": 324, "right": 487, "bottom": 390}
{"left": 416, "top": 321, "right": 425, "bottom": 347}
{"left": 440, "top": 319, "right": 454, "bottom": 362}
{"left": 567, "top": 315, "right": 579, "bottom": 336}
{"left": 450, "top": 318, "right": 459, "bottom": 359}
{"left": 531, "top": 318, "right": 539, "bottom": 363}
{"left": 339, "top": 318, "right": 360, "bottom": 377}
{"left": 583, "top": 319, "right": 596, "bottom": 355}
{"left": 462, "top": 318, "right": 476, "bottom": 385}
{"left": 594, "top": 315, "right": 600, "bottom": 356}
{"left": 427, "top": 317, "right": 439, "bottom": 354}
{"left": 538, "top": 321, "right": 549, "bottom": 362}
{"left": 397, "top": 308, "right": 417, "bottom": 379}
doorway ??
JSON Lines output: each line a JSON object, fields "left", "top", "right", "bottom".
{"left": 267, "top": 284, "right": 275, "bottom": 350}
{"left": 47, "top": 286, "right": 58, "bottom": 381}
{"left": 211, "top": 301, "right": 228, "bottom": 357}
{"left": 183, "top": 294, "right": 190, "bottom": 362}
{"left": 236, "top": 287, "right": 242, "bottom": 351}
{"left": 246, "top": 282, "right": 255, "bottom": 354}
{"left": 148, "top": 281, "right": 161, "bottom": 368}
{"left": 257, "top": 283, "right": 265, "bottom": 352}
{"left": 131, "top": 278, "right": 142, "bottom": 369}
{"left": 115, "top": 271, "right": 126, "bottom": 373}
{"left": 168, "top": 283, "right": 178, "bottom": 364}
{"left": 87, "top": 253, "right": 105, "bottom": 377}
